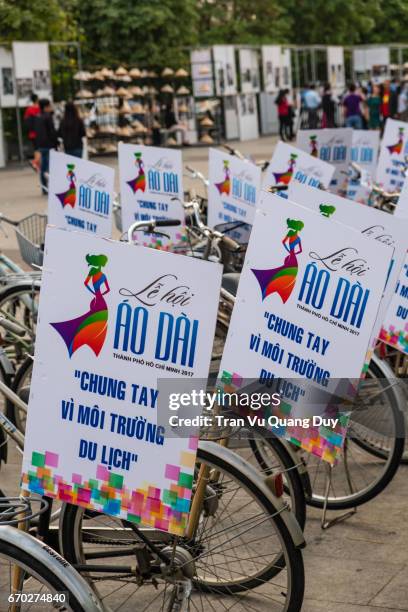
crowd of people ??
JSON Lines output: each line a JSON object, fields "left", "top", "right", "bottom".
{"left": 296, "top": 78, "right": 408, "bottom": 132}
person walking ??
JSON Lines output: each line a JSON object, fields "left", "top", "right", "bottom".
{"left": 59, "top": 101, "right": 86, "bottom": 158}
{"left": 304, "top": 84, "right": 321, "bottom": 129}
{"left": 367, "top": 84, "right": 382, "bottom": 129}
{"left": 24, "top": 93, "right": 40, "bottom": 170}
{"left": 321, "top": 83, "right": 336, "bottom": 128}
{"left": 342, "top": 83, "right": 363, "bottom": 129}
{"left": 275, "top": 89, "right": 290, "bottom": 141}
{"left": 33, "top": 98, "right": 58, "bottom": 194}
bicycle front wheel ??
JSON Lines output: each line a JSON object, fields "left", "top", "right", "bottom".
{"left": 0, "top": 526, "right": 103, "bottom": 611}
{"left": 59, "top": 443, "right": 305, "bottom": 612}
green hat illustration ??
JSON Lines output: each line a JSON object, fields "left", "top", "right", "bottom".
{"left": 67, "top": 164, "right": 75, "bottom": 171}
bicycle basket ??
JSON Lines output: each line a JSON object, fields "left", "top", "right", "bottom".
{"left": 14, "top": 213, "right": 47, "bottom": 268}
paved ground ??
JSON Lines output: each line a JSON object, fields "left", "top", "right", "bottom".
{"left": 0, "top": 137, "right": 407, "bottom": 611}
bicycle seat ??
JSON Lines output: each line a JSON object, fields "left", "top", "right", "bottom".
{"left": 222, "top": 273, "right": 240, "bottom": 297}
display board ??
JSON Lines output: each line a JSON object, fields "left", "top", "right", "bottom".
{"left": 12, "top": 42, "right": 52, "bottom": 106}
{"left": 190, "top": 48, "right": 214, "bottom": 98}
{"left": 119, "top": 143, "right": 185, "bottom": 248}
{"left": 288, "top": 182, "right": 408, "bottom": 360}
{"left": 239, "top": 49, "right": 260, "bottom": 94}
{"left": 261, "top": 46, "right": 282, "bottom": 93}
{"left": 48, "top": 151, "right": 114, "bottom": 237}
{"left": 327, "top": 46, "right": 345, "bottom": 93}
{"left": 296, "top": 128, "right": 353, "bottom": 195}
{"left": 0, "top": 46, "right": 16, "bottom": 108}
{"left": 237, "top": 93, "right": 259, "bottom": 141}
{"left": 262, "top": 141, "right": 335, "bottom": 193}
{"left": 380, "top": 254, "right": 408, "bottom": 354}
{"left": 207, "top": 147, "right": 261, "bottom": 238}
{"left": 347, "top": 130, "right": 380, "bottom": 202}
{"left": 353, "top": 47, "right": 390, "bottom": 80}
{"left": 217, "top": 197, "right": 392, "bottom": 463}
{"left": 213, "top": 45, "right": 237, "bottom": 96}
{"left": 22, "top": 227, "right": 222, "bottom": 535}
{"left": 376, "top": 118, "right": 408, "bottom": 192}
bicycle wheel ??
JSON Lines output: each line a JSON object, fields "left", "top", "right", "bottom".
{"left": 0, "top": 281, "right": 40, "bottom": 363}
{"left": 0, "top": 526, "right": 103, "bottom": 611}
{"left": 5, "top": 355, "right": 32, "bottom": 433}
{"left": 59, "top": 443, "right": 305, "bottom": 611}
{"left": 207, "top": 358, "right": 306, "bottom": 530}
{"left": 303, "top": 357, "right": 404, "bottom": 510}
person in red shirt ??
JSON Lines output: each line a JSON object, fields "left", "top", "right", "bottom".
{"left": 275, "top": 89, "right": 290, "bottom": 141}
{"left": 24, "top": 93, "right": 40, "bottom": 170}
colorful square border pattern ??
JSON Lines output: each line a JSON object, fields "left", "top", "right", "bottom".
{"left": 218, "top": 370, "right": 349, "bottom": 465}
{"left": 379, "top": 323, "right": 408, "bottom": 355}
{"left": 21, "top": 436, "right": 198, "bottom": 536}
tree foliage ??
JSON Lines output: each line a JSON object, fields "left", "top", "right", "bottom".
{"left": 1, "top": 0, "right": 408, "bottom": 68}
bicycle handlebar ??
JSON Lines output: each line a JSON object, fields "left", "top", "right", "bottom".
{"left": 0, "top": 214, "right": 18, "bottom": 227}
{"left": 127, "top": 218, "right": 181, "bottom": 244}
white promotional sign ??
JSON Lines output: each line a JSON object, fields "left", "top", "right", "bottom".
{"left": 376, "top": 118, "right": 408, "bottom": 191}
{"left": 239, "top": 49, "right": 260, "bottom": 93}
{"left": 353, "top": 47, "right": 390, "bottom": 79}
{"left": 48, "top": 151, "right": 114, "bottom": 237}
{"left": 380, "top": 253, "right": 408, "bottom": 354}
{"left": 296, "top": 128, "right": 353, "bottom": 195}
{"left": 288, "top": 182, "right": 408, "bottom": 355}
{"left": 262, "top": 141, "right": 335, "bottom": 193}
{"left": 213, "top": 45, "right": 237, "bottom": 96}
{"left": 208, "top": 148, "right": 261, "bottom": 239}
{"left": 347, "top": 130, "right": 380, "bottom": 203}
{"left": 218, "top": 198, "right": 391, "bottom": 463}
{"left": 119, "top": 143, "right": 185, "bottom": 248}
{"left": 327, "top": 46, "right": 345, "bottom": 93}
{"left": 190, "top": 48, "right": 214, "bottom": 98}
{"left": 281, "top": 48, "right": 292, "bottom": 90}
{"left": 12, "top": 42, "right": 52, "bottom": 106}
{"left": 22, "top": 227, "right": 221, "bottom": 535}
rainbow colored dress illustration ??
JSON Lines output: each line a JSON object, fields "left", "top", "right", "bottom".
{"left": 215, "top": 160, "right": 231, "bottom": 195}
{"left": 56, "top": 164, "right": 76, "bottom": 208}
{"left": 251, "top": 220, "right": 304, "bottom": 303}
{"left": 309, "top": 136, "right": 318, "bottom": 158}
{"left": 387, "top": 128, "right": 404, "bottom": 155}
{"left": 127, "top": 152, "right": 146, "bottom": 193}
{"left": 273, "top": 154, "right": 297, "bottom": 185}
{"left": 51, "top": 255, "right": 109, "bottom": 358}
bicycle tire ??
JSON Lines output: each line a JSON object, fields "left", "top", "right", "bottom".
{"left": 305, "top": 370, "right": 404, "bottom": 510}
{"left": 351, "top": 356, "right": 405, "bottom": 461}
{"left": 0, "top": 526, "right": 102, "bottom": 612}
{"left": 248, "top": 431, "right": 307, "bottom": 531}
{"left": 6, "top": 354, "right": 32, "bottom": 432}
{"left": 59, "top": 444, "right": 305, "bottom": 611}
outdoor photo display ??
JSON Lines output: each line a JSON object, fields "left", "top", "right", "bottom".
{"left": 213, "top": 45, "right": 237, "bottom": 96}
{"left": 380, "top": 253, "right": 408, "bottom": 354}
{"left": 262, "top": 141, "right": 335, "bottom": 193}
{"left": 296, "top": 128, "right": 353, "bottom": 195}
{"left": 48, "top": 151, "right": 114, "bottom": 237}
{"left": 12, "top": 42, "right": 52, "bottom": 106}
{"left": 327, "top": 46, "right": 345, "bottom": 93}
{"left": 239, "top": 48, "right": 260, "bottom": 93}
{"left": 288, "top": 181, "right": 408, "bottom": 361}
{"left": 207, "top": 148, "right": 262, "bottom": 240}
{"left": 22, "top": 227, "right": 222, "bottom": 534}
{"left": 347, "top": 130, "right": 380, "bottom": 203}
{"left": 261, "top": 45, "right": 282, "bottom": 93}
{"left": 376, "top": 118, "right": 408, "bottom": 191}
{"left": 218, "top": 197, "right": 392, "bottom": 463}
{"left": 119, "top": 143, "right": 185, "bottom": 248}
{"left": 190, "top": 48, "right": 214, "bottom": 98}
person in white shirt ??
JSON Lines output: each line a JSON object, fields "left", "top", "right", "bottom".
{"left": 304, "top": 84, "right": 321, "bottom": 129}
